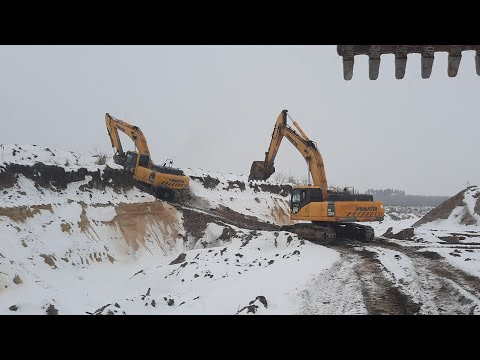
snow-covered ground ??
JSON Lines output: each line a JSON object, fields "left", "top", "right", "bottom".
{"left": 0, "top": 145, "right": 334, "bottom": 314}
{"left": 1, "top": 145, "right": 480, "bottom": 315}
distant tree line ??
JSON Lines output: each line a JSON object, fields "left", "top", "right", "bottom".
{"left": 365, "top": 188, "right": 449, "bottom": 207}
{"left": 271, "top": 174, "right": 450, "bottom": 207}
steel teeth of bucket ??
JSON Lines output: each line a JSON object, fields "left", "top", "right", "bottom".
{"left": 338, "top": 45, "right": 480, "bottom": 80}
{"left": 477, "top": 51, "right": 480, "bottom": 76}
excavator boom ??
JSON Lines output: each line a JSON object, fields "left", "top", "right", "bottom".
{"left": 105, "top": 113, "right": 151, "bottom": 166}
{"left": 249, "top": 110, "right": 328, "bottom": 199}
{"left": 337, "top": 45, "right": 480, "bottom": 80}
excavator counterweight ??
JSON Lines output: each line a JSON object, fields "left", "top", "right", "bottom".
{"left": 337, "top": 45, "right": 480, "bottom": 80}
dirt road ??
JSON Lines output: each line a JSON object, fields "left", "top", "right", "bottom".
{"left": 297, "top": 239, "right": 480, "bottom": 315}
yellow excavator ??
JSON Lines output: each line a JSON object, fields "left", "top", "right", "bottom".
{"left": 105, "top": 113, "right": 189, "bottom": 202}
{"left": 337, "top": 45, "right": 480, "bottom": 80}
{"left": 249, "top": 110, "right": 384, "bottom": 243}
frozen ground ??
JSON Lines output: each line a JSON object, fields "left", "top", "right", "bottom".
{"left": 1, "top": 145, "right": 479, "bottom": 315}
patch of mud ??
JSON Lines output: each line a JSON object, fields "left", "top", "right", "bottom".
{"left": 179, "top": 204, "right": 279, "bottom": 243}
{"left": 40, "top": 254, "right": 58, "bottom": 269}
{"left": 169, "top": 253, "right": 187, "bottom": 265}
{"left": 382, "top": 227, "right": 415, "bottom": 240}
{"left": 474, "top": 192, "right": 480, "bottom": 215}
{"left": 218, "top": 226, "right": 238, "bottom": 241}
{"left": 0, "top": 163, "right": 135, "bottom": 192}
{"left": 417, "top": 251, "right": 444, "bottom": 260}
{"left": 212, "top": 205, "right": 279, "bottom": 232}
{"left": 249, "top": 183, "right": 291, "bottom": 197}
{"left": 60, "top": 222, "right": 72, "bottom": 233}
{"left": 355, "top": 249, "right": 422, "bottom": 314}
{"left": 222, "top": 180, "right": 246, "bottom": 191}
{"left": 236, "top": 296, "right": 268, "bottom": 314}
{"left": 0, "top": 204, "right": 53, "bottom": 222}
{"left": 353, "top": 240, "right": 480, "bottom": 314}
{"left": 190, "top": 176, "right": 220, "bottom": 189}
{"left": 189, "top": 175, "right": 291, "bottom": 198}
{"left": 438, "top": 235, "right": 462, "bottom": 243}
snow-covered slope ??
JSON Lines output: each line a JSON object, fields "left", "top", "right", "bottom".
{"left": 3, "top": 144, "right": 479, "bottom": 315}
{"left": 413, "top": 186, "right": 480, "bottom": 230}
{"left": 0, "top": 144, "right": 334, "bottom": 315}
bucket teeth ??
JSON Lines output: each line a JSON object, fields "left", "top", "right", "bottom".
{"left": 368, "top": 46, "right": 381, "bottom": 80}
{"left": 448, "top": 54, "right": 462, "bottom": 77}
{"left": 421, "top": 55, "right": 434, "bottom": 79}
{"left": 339, "top": 45, "right": 356, "bottom": 80}
{"left": 369, "top": 58, "right": 380, "bottom": 80}
{"left": 338, "top": 45, "right": 480, "bottom": 79}
{"left": 475, "top": 52, "right": 480, "bottom": 76}
{"left": 343, "top": 59, "right": 354, "bottom": 80}
{"left": 395, "top": 56, "right": 407, "bottom": 79}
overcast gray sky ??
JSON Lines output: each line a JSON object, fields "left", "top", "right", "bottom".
{"left": 0, "top": 45, "right": 478, "bottom": 196}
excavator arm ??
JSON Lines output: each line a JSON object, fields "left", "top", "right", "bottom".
{"left": 105, "top": 113, "right": 151, "bottom": 167}
{"left": 249, "top": 110, "right": 329, "bottom": 199}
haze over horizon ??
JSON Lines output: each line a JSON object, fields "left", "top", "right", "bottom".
{"left": 1, "top": 45, "right": 478, "bottom": 197}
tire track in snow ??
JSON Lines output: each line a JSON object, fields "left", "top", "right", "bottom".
{"left": 296, "top": 251, "right": 367, "bottom": 315}
{"left": 360, "top": 240, "right": 480, "bottom": 314}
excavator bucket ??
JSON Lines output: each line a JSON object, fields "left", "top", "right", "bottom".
{"left": 248, "top": 161, "right": 275, "bottom": 181}
{"left": 337, "top": 45, "right": 480, "bottom": 80}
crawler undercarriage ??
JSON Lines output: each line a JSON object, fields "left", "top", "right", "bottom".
{"left": 281, "top": 221, "right": 375, "bottom": 245}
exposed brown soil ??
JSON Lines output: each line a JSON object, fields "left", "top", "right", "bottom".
{"left": 108, "top": 201, "right": 181, "bottom": 252}
{"left": 40, "top": 254, "right": 57, "bottom": 269}
{"left": 413, "top": 187, "right": 472, "bottom": 227}
{"left": 60, "top": 223, "right": 72, "bottom": 233}
{"left": 0, "top": 204, "right": 53, "bottom": 223}
{"left": 270, "top": 198, "right": 294, "bottom": 225}
{"left": 13, "top": 274, "right": 22, "bottom": 284}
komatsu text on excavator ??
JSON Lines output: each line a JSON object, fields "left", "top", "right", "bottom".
{"left": 249, "top": 110, "right": 384, "bottom": 243}
{"left": 105, "top": 113, "right": 189, "bottom": 202}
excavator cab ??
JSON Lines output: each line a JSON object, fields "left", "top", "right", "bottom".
{"left": 113, "top": 150, "right": 138, "bottom": 172}
{"left": 290, "top": 187, "right": 324, "bottom": 215}
{"left": 125, "top": 151, "right": 138, "bottom": 171}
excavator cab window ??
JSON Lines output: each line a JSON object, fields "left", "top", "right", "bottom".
{"left": 138, "top": 154, "right": 150, "bottom": 168}
{"left": 291, "top": 189, "right": 301, "bottom": 214}
{"left": 291, "top": 187, "right": 325, "bottom": 214}
{"left": 125, "top": 151, "right": 137, "bottom": 171}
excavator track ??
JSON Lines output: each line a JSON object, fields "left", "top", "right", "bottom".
{"left": 281, "top": 222, "right": 375, "bottom": 244}
{"left": 281, "top": 223, "right": 337, "bottom": 245}
{"left": 133, "top": 180, "right": 180, "bottom": 203}
{"left": 331, "top": 222, "right": 375, "bottom": 243}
